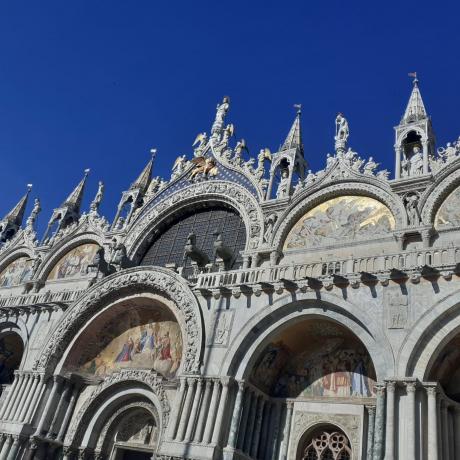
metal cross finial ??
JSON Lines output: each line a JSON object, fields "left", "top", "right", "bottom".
{"left": 408, "top": 72, "right": 418, "bottom": 84}
{"left": 294, "top": 103, "right": 302, "bottom": 114}
{"left": 84, "top": 168, "right": 91, "bottom": 175}
{"left": 27, "top": 183, "right": 33, "bottom": 191}
{"left": 150, "top": 148, "right": 157, "bottom": 159}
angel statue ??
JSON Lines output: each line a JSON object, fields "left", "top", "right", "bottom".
{"left": 221, "top": 124, "right": 234, "bottom": 146}
{"left": 171, "top": 155, "right": 188, "bottom": 180}
{"left": 363, "top": 157, "right": 379, "bottom": 175}
{"left": 90, "top": 181, "right": 104, "bottom": 213}
{"left": 192, "top": 132, "right": 208, "bottom": 156}
{"left": 233, "top": 139, "right": 248, "bottom": 165}
{"left": 438, "top": 142, "right": 457, "bottom": 164}
{"left": 190, "top": 157, "right": 218, "bottom": 180}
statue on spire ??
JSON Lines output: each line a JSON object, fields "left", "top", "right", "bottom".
{"left": 335, "top": 113, "right": 349, "bottom": 153}
{"left": 211, "top": 96, "right": 230, "bottom": 140}
{"left": 90, "top": 181, "right": 105, "bottom": 215}
{"left": 26, "top": 198, "right": 41, "bottom": 231}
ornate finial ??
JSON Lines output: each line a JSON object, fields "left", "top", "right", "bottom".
{"left": 402, "top": 73, "right": 427, "bottom": 122}
{"left": 26, "top": 197, "right": 41, "bottom": 231}
{"left": 294, "top": 103, "right": 302, "bottom": 114}
{"left": 27, "top": 184, "right": 33, "bottom": 191}
{"left": 150, "top": 148, "right": 157, "bottom": 159}
{"left": 408, "top": 71, "right": 418, "bottom": 85}
{"left": 90, "top": 181, "right": 105, "bottom": 214}
{"left": 84, "top": 168, "right": 90, "bottom": 176}
{"left": 334, "top": 112, "right": 349, "bottom": 154}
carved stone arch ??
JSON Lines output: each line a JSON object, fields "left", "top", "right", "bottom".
{"left": 221, "top": 291, "right": 394, "bottom": 381}
{"left": 397, "top": 289, "right": 460, "bottom": 379}
{"left": 292, "top": 419, "right": 357, "bottom": 460}
{"left": 271, "top": 182, "right": 405, "bottom": 250}
{"left": 65, "top": 370, "right": 169, "bottom": 449}
{"left": 0, "top": 247, "right": 35, "bottom": 278}
{"left": 124, "top": 180, "right": 264, "bottom": 258}
{"left": 420, "top": 163, "right": 460, "bottom": 225}
{"left": 397, "top": 126, "right": 428, "bottom": 143}
{"left": 0, "top": 318, "right": 28, "bottom": 368}
{"left": 35, "top": 232, "right": 106, "bottom": 282}
{"left": 33, "top": 266, "right": 203, "bottom": 375}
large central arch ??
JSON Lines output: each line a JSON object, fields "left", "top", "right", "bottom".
{"left": 33, "top": 267, "right": 204, "bottom": 376}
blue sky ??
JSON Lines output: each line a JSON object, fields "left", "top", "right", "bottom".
{"left": 0, "top": 1, "right": 459, "bottom": 234}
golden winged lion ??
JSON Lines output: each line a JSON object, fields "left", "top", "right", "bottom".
{"left": 190, "top": 156, "right": 218, "bottom": 179}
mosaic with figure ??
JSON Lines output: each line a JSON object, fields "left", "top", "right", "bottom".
{"left": 65, "top": 306, "right": 182, "bottom": 379}
{"left": 47, "top": 243, "right": 100, "bottom": 280}
{"left": 250, "top": 320, "right": 376, "bottom": 398}
{"left": 435, "top": 187, "right": 460, "bottom": 228}
{"left": 0, "top": 257, "right": 34, "bottom": 287}
{"left": 284, "top": 196, "right": 395, "bottom": 249}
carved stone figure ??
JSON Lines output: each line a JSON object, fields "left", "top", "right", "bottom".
{"left": 264, "top": 213, "right": 278, "bottom": 243}
{"left": 410, "top": 146, "right": 423, "bottom": 175}
{"left": 221, "top": 124, "right": 234, "bottom": 146}
{"left": 190, "top": 157, "right": 218, "bottom": 180}
{"left": 26, "top": 198, "right": 41, "bottom": 230}
{"left": 376, "top": 169, "right": 390, "bottom": 180}
{"left": 405, "top": 193, "right": 421, "bottom": 226}
{"left": 171, "top": 155, "right": 188, "bottom": 180}
{"left": 90, "top": 181, "right": 104, "bottom": 214}
{"left": 192, "top": 132, "right": 208, "bottom": 156}
{"left": 276, "top": 169, "right": 290, "bottom": 199}
{"left": 335, "top": 113, "right": 349, "bottom": 153}
{"left": 183, "top": 233, "right": 209, "bottom": 267}
{"left": 110, "top": 240, "right": 128, "bottom": 271}
{"left": 233, "top": 139, "right": 248, "bottom": 165}
{"left": 31, "top": 255, "right": 42, "bottom": 276}
{"left": 438, "top": 142, "right": 458, "bottom": 163}
{"left": 326, "top": 153, "right": 336, "bottom": 170}
{"left": 363, "top": 157, "right": 378, "bottom": 175}
{"left": 401, "top": 155, "right": 410, "bottom": 178}
{"left": 306, "top": 170, "right": 316, "bottom": 183}
{"left": 211, "top": 96, "right": 230, "bottom": 138}
{"left": 213, "top": 232, "right": 233, "bottom": 269}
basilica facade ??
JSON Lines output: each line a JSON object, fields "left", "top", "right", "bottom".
{"left": 0, "top": 78, "right": 459, "bottom": 459}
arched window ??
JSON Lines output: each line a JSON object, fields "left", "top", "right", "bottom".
{"left": 0, "top": 332, "right": 24, "bottom": 387}
{"left": 140, "top": 205, "right": 246, "bottom": 273}
{"left": 301, "top": 429, "right": 351, "bottom": 460}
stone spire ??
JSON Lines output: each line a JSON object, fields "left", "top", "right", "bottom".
{"left": 61, "top": 169, "right": 90, "bottom": 212}
{"left": 402, "top": 74, "right": 428, "bottom": 123}
{"left": 281, "top": 105, "right": 303, "bottom": 155}
{"left": 129, "top": 151, "right": 155, "bottom": 193}
{"left": 0, "top": 185, "right": 32, "bottom": 242}
{"left": 42, "top": 169, "right": 90, "bottom": 243}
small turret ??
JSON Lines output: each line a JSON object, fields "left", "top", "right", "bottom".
{"left": 0, "top": 185, "right": 32, "bottom": 242}
{"left": 267, "top": 105, "right": 307, "bottom": 199}
{"left": 112, "top": 151, "right": 155, "bottom": 230}
{"left": 394, "top": 74, "right": 435, "bottom": 179}
{"left": 42, "top": 170, "right": 89, "bottom": 243}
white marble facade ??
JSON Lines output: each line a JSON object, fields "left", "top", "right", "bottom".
{"left": 0, "top": 82, "right": 460, "bottom": 460}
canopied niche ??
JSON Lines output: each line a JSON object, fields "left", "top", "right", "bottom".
{"left": 0, "top": 332, "right": 24, "bottom": 385}
{"left": 0, "top": 257, "right": 33, "bottom": 287}
{"left": 427, "top": 333, "right": 460, "bottom": 401}
{"left": 284, "top": 196, "right": 395, "bottom": 250}
{"left": 64, "top": 297, "right": 182, "bottom": 380}
{"left": 47, "top": 243, "right": 100, "bottom": 281}
{"left": 250, "top": 319, "right": 376, "bottom": 398}
{"left": 435, "top": 186, "right": 460, "bottom": 228}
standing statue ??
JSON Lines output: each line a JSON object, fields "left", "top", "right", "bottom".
{"left": 211, "top": 96, "right": 230, "bottom": 138}
{"left": 221, "top": 124, "right": 234, "bottom": 146}
{"left": 276, "top": 169, "right": 290, "bottom": 199}
{"left": 363, "top": 157, "right": 379, "bottom": 175}
{"left": 26, "top": 198, "right": 41, "bottom": 230}
{"left": 410, "top": 146, "right": 423, "bottom": 175}
{"left": 233, "top": 139, "right": 248, "bottom": 165}
{"left": 401, "top": 155, "right": 410, "bottom": 178}
{"left": 171, "top": 155, "right": 188, "bottom": 180}
{"left": 335, "top": 113, "right": 349, "bottom": 152}
{"left": 264, "top": 213, "right": 278, "bottom": 243}
{"left": 90, "top": 181, "right": 104, "bottom": 214}
{"left": 405, "top": 194, "right": 421, "bottom": 226}
{"left": 110, "top": 239, "right": 128, "bottom": 271}
{"left": 31, "top": 255, "right": 42, "bottom": 277}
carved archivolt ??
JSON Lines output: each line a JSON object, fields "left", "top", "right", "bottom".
{"left": 33, "top": 266, "right": 203, "bottom": 375}
{"left": 125, "top": 180, "right": 264, "bottom": 258}
{"left": 289, "top": 411, "right": 361, "bottom": 460}
{"left": 66, "top": 369, "right": 169, "bottom": 446}
{"left": 272, "top": 182, "right": 405, "bottom": 250}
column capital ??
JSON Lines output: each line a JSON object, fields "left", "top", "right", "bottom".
{"left": 286, "top": 400, "right": 294, "bottom": 410}
{"left": 375, "top": 383, "right": 386, "bottom": 396}
{"left": 405, "top": 381, "right": 417, "bottom": 393}
{"left": 221, "top": 376, "right": 231, "bottom": 387}
{"left": 53, "top": 374, "right": 65, "bottom": 384}
{"left": 386, "top": 381, "right": 396, "bottom": 392}
{"left": 426, "top": 385, "right": 438, "bottom": 396}
{"left": 186, "top": 377, "right": 196, "bottom": 386}
{"left": 366, "top": 405, "right": 376, "bottom": 415}
{"left": 237, "top": 380, "right": 245, "bottom": 391}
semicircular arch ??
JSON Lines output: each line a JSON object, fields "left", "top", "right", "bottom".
{"left": 33, "top": 266, "right": 204, "bottom": 376}
{"left": 221, "top": 292, "right": 393, "bottom": 382}
{"left": 271, "top": 182, "right": 405, "bottom": 250}
{"left": 125, "top": 181, "right": 264, "bottom": 260}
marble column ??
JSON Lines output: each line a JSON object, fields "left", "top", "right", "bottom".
{"left": 437, "top": 397, "right": 443, "bottom": 460}
{"left": 166, "top": 378, "right": 186, "bottom": 441}
{"left": 260, "top": 402, "right": 272, "bottom": 460}
{"left": 0, "top": 378, "right": 19, "bottom": 419}
{"left": 194, "top": 379, "right": 212, "bottom": 443}
{"left": 176, "top": 378, "right": 196, "bottom": 442}
{"left": 34, "top": 375, "right": 63, "bottom": 437}
{"left": 203, "top": 380, "right": 220, "bottom": 444}
{"left": 372, "top": 383, "right": 386, "bottom": 460}
{"left": 57, "top": 384, "right": 80, "bottom": 443}
{"left": 366, "top": 406, "right": 376, "bottom": 460}
{"left": 384, "top": 381, "right": 396, "bottom": 460}
{"left": 49, "top": 379, "right": 72, "bottom": 437}
{"left": 422, "top": 140, "right": 429, "bottom": 174}
{"left": 426, "top": 386, "right": 438, "bottom": 460}
{"left": 244, "top": 391, "right": 257, "bottom": 454}
{"left": 280, "top": 401, "right": 294, "bottom": 460}
{"left": 0, "top": 436, "right": 13, "bottom": 460}
{"left": 23, "top": 438, "right": 40, "bottom": 460}
{"left": 185, "top": 379, "right": 203, "bottom": 442}
{"left": 251, "top": 397, "right": 265, "bottom": 458}
{"left": 226, "top": 381, "right": 245, "bottom": 449}
{"left": 6, "top": 436, "right": 22, "bottom": 460}
{"left": 212, "top": 378, "right": 230, "bottom": 445}
{"left": 19, "top": 374, "right": 40, "bottom": 422}
{"left": 236, "top": 389, "right": 251, "bottom": 450}
{"left": 406, "top": 382, "right": 416, "bottom": 460}
{"left": 442, "top": 401, "right": 450, "bottom": 460}
{"left": 24, "top": 374, "right": 46, "bottom": 424}
{"left": 11, "top": 374, "right": 30, "bottom": 421}
{"left": 4, "top": 373, "right": 24, "bottom": 420}
{"left": 454, "top": 407, "right": 460, "bottom": 460}
{"left": 270, "top": 402, "right": 282, "bottom": 460}
{"left": 61, "top": 446, "right": 75, "bottom": 460}
{"left": 395, "top": 147, "right": 401, "bottom": 180}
